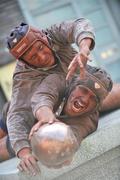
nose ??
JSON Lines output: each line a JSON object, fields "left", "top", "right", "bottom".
{"left": 80, "top": 94, "right": 90, "bottom": 105}
{"left": 37, "top": 52, "right": 47, "bottom": 63}
{"left": 38, "top": 51, "right": 44, "bottom": 58}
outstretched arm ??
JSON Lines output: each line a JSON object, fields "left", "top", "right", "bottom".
{"left": 30, "top": 73, "right": 66, "bottom": 137}
{"left": 100, "top": 83, "right": 120, "bottom": 112}
{"left": 61, "top": 111, "right": 99, "bottom": 146}
{"left": 47, "top": 18, "right": 95, "bottom": 79}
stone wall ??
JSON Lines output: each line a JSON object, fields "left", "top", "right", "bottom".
{"left": 0, "top": 109, "right": 120, "bottom": 180}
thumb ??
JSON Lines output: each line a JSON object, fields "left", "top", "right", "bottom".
{"left": 29, "top": 131, "right": 33, "bottom": 140}
{"left": 48, "top": 119, "right": 54, "bottom": 124}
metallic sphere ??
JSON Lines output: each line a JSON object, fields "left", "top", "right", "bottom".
{"left": 30, "top": 122, "right": 79, "bottom": 167}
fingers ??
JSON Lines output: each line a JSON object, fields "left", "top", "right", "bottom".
{"left": 28, "top": 156, "right": 40, "bottom": 175}
{"left": 48, "top": 118, "right": 54, "bottom": 124}
{"left": 66, "top": 63, "right": 77, "bottom": 80}
{"left": 18, "top": 155, "right": 40, "bottom": 176}
{"left": 29, "top": 116, "right": 57, "bottom": 139}
{"left": 18, "top": 160, "right": 30, "bottom": 175}
{"left": 77, "top": 52, "right": 89, "bottom": 67}
{"left": 29, "top": 129, "right": 35, "bottom": 139}
{"left": 66, "top": 51, "right": 90, "bottom": 80}
{"left": 80, "top": 68, "right": 86, "bottom": 79}
{"left": 68, "top": 56, "right": 77, "bottom": 70}
{"left": 29, "top": 121, "right": 42, "bottom": 139}
{"left": 17, "top": 163, "right": 23, "bottom": 172}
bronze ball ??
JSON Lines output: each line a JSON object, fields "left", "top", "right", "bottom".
{"left": 31, "top": 122, "right": 78, "bottom": 167}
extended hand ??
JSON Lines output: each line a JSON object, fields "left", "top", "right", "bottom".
{"left": 29, "top": 106, "right": 59, "bottom": 139}
{"left": 66, "top": 37, "right": 92, "bottom": 80}
{"left": 66, "top": 47, "right": 90, "bottom": 80}
{"left": 17, "top": 148, "right": 40, "bottom": 176}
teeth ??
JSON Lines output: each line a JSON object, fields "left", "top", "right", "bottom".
{"left": 72, "top": 104, "right": 82, "bottom": 112}
{"left": 73, "top": 100, "right": 85, "bottom": 111}
{"left": 75, "top": 100, "right": 85, "bottom": 108}
{"left": 78, "top": 101, "right": 84, "bottom": 107}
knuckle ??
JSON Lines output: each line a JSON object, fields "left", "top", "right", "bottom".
{"left": 40, "top": 120, "right": 44, "bottom": 124}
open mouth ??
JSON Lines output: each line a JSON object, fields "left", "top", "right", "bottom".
{"left": 72, "top": 98, "right": 86, "bottom": 112}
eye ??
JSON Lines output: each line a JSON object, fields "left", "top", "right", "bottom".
{"left": 78, "top": 86, "right": 88, "bottom": 94}
{"left": 90, "top": 95, "right": 97, "bottom": 103}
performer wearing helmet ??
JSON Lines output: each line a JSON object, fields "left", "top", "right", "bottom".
{"left": 1, "top": 19, "right": 117, "bottom": 175}
{"left": 1, "top": 69, "right": 120, "bottom": 170}
{"left": 29, "top": 66, "right": 113, "bottom": 170}
{"left": 29, "top": 70, "right": 120, "bottom": 171}
{"left": 1, "top": 66, "right": 120, "bottom": 174}
{"left": 0, "top": 65, "right": 113, "bottom": 169}
{"left": 5, "top": 19, "right": 95, "bottom": 171}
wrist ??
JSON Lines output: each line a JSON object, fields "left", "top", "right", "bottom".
{"left": 79, "top": 38, "right": 91, "bottom": 53}
{"left": 17, "top": 147, "right": 32, "bottom": 159}
{"left": 35, "top": 106, "right": 52, "bottom": 120}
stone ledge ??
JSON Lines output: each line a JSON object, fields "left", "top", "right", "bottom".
{"left": 55, "top": 146, "right": 120, "bottom": 180}
{"left": 0, "top": 109, "right": 120, "bottom": 180}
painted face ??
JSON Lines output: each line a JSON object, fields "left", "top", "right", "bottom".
{"left": 64, "top": 85, "right": 97, "bottom": 116}
{"left": 22, "top": 39, "right": 55, "bottom": 68}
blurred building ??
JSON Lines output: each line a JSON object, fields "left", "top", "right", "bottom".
{"left": 0, "top": 0, "right": 25, "bottom": 112}
{"left": 0, "top": 0, "right": 120, "bottom": 112}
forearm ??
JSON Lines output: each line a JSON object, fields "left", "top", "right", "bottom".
{"left": 79, "top": 38, "right": 92, "bottom": 52}
{"left": 100, "top": 83, "right": 120, "bottom": 112}
{"left": 7, "top": 110, "right": 34, "bottom": 155}
{"left": 61, "top": 111, "right": 99, "bottom": 144}
{"left": 31, "top": 74, "right": 66, "bottom": 117}
{"left": 79, "top": 38, "right": 92, "bottom": 66}
{"left": 74, "top": 18, "right": 95, "bottom": 50}
{"left": 79, "top": 111, "right": 99, "bottom": 138}
{"left": 17, "top": 147, "right": 32, "bottom": 158}
{"left": 48, "top": 18, "right": 95, "bottom": 49}
{"left": 35, "top": 106, "right": 54, "bottom": 121}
